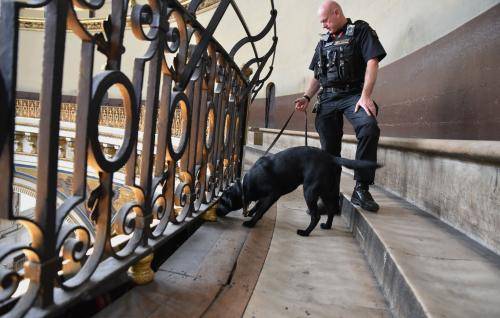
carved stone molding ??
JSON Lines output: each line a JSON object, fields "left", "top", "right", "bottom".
{"left": 19, "top": 17, "right": 106, "bottom": 32}
{"left": 19, "top": 0, "right": 220, "bottom": 31}
{"left": 15, "top": 98, "right": 183, "bottom": 136}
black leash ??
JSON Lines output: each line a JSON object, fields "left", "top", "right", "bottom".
{"left": 240, "top": 176, "right": 248, "bottom": 217}
{"left": 305, "top": 108, "right": 308, "bottom": 146}
{"left": 263, "top": 108, "right": 309, "bottom": 156}
{"left": 242, "top": 108, "right": 308, "bottom": 217}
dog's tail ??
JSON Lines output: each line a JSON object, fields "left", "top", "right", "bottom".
{"left": 332, "top": 157, "right": 382, "bottom": 170}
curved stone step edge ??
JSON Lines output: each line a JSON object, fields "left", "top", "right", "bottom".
{"left": 341, "top": 196, "right": 429, "bottom": 318}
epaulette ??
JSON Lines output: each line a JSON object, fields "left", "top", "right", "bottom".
{"left": 344, "top": 20, "right": 368, "bottom": 37}
{"left": 354, "top": 20, "right": 378, "bottom": 38}
{"left": 354, "top": 20, "right": 369, "bottom": 28}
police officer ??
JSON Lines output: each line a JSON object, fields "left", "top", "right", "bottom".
{"left": 295, "top": 0, "right": 386, "bottom": 212}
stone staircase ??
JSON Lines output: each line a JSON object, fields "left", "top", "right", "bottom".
{"left": 94, "top": 173, "right": 392, "bottom": 318}
{"left": 244, "top": 129, "right": 500, "bottom": 318}
{"left": 93, "top": 130, "right": 500, "bottom": 318}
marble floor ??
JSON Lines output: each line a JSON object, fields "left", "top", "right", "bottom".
{"left": 243, "top": 188, "right": 390, "bottom": 318}
{"left": 94, "top": 186, "right": 389, "bottom": 318}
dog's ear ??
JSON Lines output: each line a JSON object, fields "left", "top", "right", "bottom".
{"left": 216, "top": 191, "right": 232, "bottom": 216}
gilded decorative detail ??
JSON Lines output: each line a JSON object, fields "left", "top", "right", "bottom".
{"left": 18, "top": 1, "right": 221, "bottom": 31}
{"left": 12, "top": 184, "right": 37, "bottom": 199}
{"left": 128, "top": 253, "right": 155, "bottom": 285}
{"left": 14, "top": 132, "right": 24, "bottom": 153}
{"left": 180, "top": 0, "right": 220, "bottom": 13}
{"left": 19, "top": 18, "right": 106, "bottom": 32}
{"left": 201, "top": 204, "right": 218, "bottom": 222}
{"left": 15, "top": 98, "right": 183, "bottom": 136}
{"left": 18, "top": 19, "right": 45, "bottom": 31}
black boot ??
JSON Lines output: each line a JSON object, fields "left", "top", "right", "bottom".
{"left": 351, "top": 182, "right": 379, "bottom": 212}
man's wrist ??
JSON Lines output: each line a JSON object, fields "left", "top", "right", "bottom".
{"left": 361, "top": 92, "right": 372, "bottom": 99}
{"left": 303, "top": 94, "right": 311, "bottom": 102}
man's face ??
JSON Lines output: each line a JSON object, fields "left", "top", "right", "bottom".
{"left": 319, "top": 9, "right": 341, "bottom": 33}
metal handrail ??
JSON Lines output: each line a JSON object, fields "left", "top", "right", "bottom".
{"left": 0, "top": 0, "right": 277, "bottom": 316}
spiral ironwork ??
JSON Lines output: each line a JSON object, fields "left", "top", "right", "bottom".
{"left": 0, "top": 0, "right": 277, "bottom": 316}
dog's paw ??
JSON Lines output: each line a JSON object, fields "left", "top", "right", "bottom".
{"left": 320, "top": 222, "right": 332, "bottom": 230}
{"left": 296, "top": 229, "right": 309, "bottom": 237}
{"left": 242, "top": 221, "right": 255, "bottom": 228}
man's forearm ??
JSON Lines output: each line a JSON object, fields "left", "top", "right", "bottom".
{"left": 305, "top": 77, "right": 321, "bottom": 98}
{"left": 361, "top": 59, "right": 379, "bottom": 98}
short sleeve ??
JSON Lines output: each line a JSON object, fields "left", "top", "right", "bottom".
{"left": 358, "top": 25, "right": 386, "bottom": 63}
{"left": 309, "top": 42, "right": 321, "bottom": 71}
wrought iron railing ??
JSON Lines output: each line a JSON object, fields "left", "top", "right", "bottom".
{"left": 0, "top": 0, "right": 277, "bottom": 316}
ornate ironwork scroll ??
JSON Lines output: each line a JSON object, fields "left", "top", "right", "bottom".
{"left": 0, "top": 0, "right": 276, "bottom": 316}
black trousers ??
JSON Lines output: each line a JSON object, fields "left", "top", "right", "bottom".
{"left": 314, "top": 92, "right": 380, "bottom": 184}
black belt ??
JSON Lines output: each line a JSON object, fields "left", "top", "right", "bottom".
{"left": 321, "top": 84, "right": 362, "bottom": 93}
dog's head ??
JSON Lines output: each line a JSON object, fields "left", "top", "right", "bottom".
{"left": 216, "top": 181, "right": 244, "bottom": 216}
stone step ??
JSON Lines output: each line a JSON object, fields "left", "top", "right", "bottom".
{"left": 243, "top": 187, "right": 390, "bottom": 318}
{"left": 340, "top": 174, "right": 500, "bottom": 318}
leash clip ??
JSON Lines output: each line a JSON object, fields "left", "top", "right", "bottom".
{"left": 312, "top": 100, "right": 319, "bottom": 113}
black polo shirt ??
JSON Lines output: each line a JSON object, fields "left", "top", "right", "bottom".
{"left": 309, "top": 19, "right": 386, "bottom": 73}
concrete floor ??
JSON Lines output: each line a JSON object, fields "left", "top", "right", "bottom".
{"left": 243, "top": 187, "right": 390, "bottom": 318}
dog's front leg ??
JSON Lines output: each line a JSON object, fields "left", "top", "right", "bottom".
{"left": 242, "top": 195, "right": 277, "bottom": 228}
{"left": 246, "top": 200, "right": 263, "bottom": 217}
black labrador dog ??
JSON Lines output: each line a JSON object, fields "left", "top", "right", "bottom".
{"left": 216, "top": 146, "right": 380, "bottom": 236}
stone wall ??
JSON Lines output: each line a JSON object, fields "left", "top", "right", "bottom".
{"left": 248, "top": 3, "right": 500, "bottom": 140}
{"left": 16, "top": 0, "right": 500, "bottom": 98}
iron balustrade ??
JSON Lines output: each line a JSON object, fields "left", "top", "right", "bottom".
{"left": 0, "top": 0, "right": 277, "bottom": 316}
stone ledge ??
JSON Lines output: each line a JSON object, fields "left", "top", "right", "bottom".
{"left": 245, "top": 132, "right": 500, "bottom": 258}
{"left": 250, "top": 127, "right": 500, "bottom": 165}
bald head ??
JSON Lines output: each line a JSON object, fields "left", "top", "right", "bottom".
{"left": 317, "top": 1, "right": 347, "bottom": 34}
{"left": 318, "top": 1, "right": 342, "bottom": 16}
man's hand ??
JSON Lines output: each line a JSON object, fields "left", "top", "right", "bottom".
{"left": 355, "top": 95, "right": 377, "bottom": 117}
{"left": 357, "top": 59, "right": 379, "bottom": 117}
{"left": 294, "top": 96, "right": 309, "bottom": 112}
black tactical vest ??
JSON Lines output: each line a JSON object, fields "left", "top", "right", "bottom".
{"left": 314, "top": 21, "right": 366, "bottom": 87}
